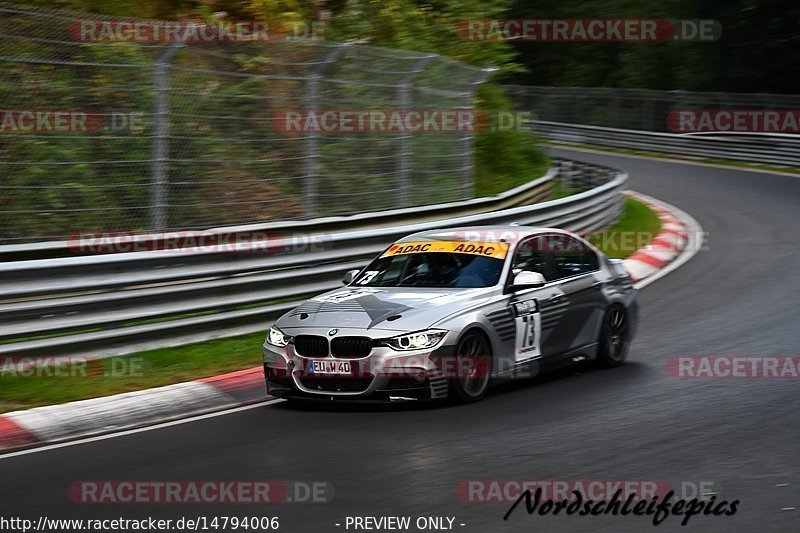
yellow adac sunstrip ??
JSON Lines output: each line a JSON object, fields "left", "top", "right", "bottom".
{"left": 381, "top": 240, "right": 509, "bottom": 260}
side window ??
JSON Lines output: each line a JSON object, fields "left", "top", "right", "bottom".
{"left": 548, "top": 235, "right": 599, "bottom": 279}
{"left": 512, "top": 237, "right": 552, "bottom": 280}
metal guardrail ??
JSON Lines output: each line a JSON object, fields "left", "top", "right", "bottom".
{"left": 0, "top": 160, "right": 626, "bottom": 360}
{"left": 533, "top": 121, "right": 800, "bottom": 168}
{"left": 506, "top": 85, "right": 800, "bottom": 133}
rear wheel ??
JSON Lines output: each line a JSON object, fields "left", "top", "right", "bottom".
{"left": 596, "top": 305, "right": 630, "bottom": 368}
{"left": 449, "top": 331, "right": 492, "bottom": 403}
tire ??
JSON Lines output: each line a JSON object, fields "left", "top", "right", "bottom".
{"left": 448, "top": 331, "right": 492, "bottom": 403}
{"left": 596, "top": 305, "right": 631, "bottom": 368}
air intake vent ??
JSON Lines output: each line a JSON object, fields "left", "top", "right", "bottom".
{"left": 299, "top": 376, "right": 373, "bottom": 393}
{"left": 331, "top": 336, "right": 373, "bottom": 358}
{"left": 294, "top": 335, "right": 329, "bottom": 357}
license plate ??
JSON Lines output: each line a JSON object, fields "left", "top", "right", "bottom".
{"left": 310, "top": 360, "right": 351, "bottom": 375}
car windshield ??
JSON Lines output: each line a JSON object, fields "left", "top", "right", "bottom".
{"left": 353, "top": 241, "right": 508, "bottom": 288}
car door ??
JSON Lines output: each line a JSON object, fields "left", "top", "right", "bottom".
{"left": 506, "top": 236, "right": 564, "bottom": 361}
{"left": 545, "top": 234, "right": 605, "bottom": 353}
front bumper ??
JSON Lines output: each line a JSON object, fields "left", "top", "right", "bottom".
{"left": 263, "top": 335, "right": 457, "bottom": 402}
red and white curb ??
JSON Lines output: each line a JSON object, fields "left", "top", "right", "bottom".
{"left": 0, "top": 193, "right": 703, "bottom": 454}
{"left": 622, "top": 191, "right": 703, "bottom": 289}
{"left": 0, "top": 367, "right": 266, "bottom": 453}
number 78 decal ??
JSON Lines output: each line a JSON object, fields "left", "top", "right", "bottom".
{"left": 513, "top": 299, "right": 541, "bottom": 361}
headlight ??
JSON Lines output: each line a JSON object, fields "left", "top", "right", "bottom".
{"left": 267, "top": 326, "right": 290, "bottom": 347}
{"left": 384, "top": 330, "right": 447, "bottom": 351}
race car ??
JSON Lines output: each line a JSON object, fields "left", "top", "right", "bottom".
{"left": 263, "top": 225, "right": 638, "bottom": 403}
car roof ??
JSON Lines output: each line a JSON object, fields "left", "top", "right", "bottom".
{"left": 396, "top": 225, "right": 575, "bottom": 244}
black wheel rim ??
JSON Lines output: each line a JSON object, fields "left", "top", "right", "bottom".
{"left": 456, "top": 334, "right": 490, "bottom": 397}
{"left": 606, "top": 307, "right": 629, "bottom": 361}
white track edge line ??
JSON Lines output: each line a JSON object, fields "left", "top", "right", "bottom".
{"left": 0, "top": 398, "right": 286, "bottom": 460}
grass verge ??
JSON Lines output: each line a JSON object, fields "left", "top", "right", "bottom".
{"left": 0, "top": 197, "right": 661, "bottom": 413}
{"left": 587, "top": 197, "right": 662, "bottom": 259}
{"left": 0, "top": 333, "right": 266, "bottom": 413}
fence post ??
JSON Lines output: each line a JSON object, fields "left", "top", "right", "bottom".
{"left": 302, "top": 43, "right": 348, "bottom": 219}
{"left": 459, "top": 67, "right": 496, "bottom": 200}
{"left": 610, "top": 93, "right": 620, "bottom": 128}
{"left": 396, "top": 56, "right": 435, "bottom": 208}
{"left": 643, "top": 94, "right": 655, "bottom": 131}
{"left": 149, "top": 42, "right": 182, "bottom": 232}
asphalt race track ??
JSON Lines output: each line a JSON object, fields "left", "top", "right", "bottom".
{"left": 1, "top": 148, "right": 798, "bottom": 532}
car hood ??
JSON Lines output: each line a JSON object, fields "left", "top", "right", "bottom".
{"left": 276, "top": 285, "right": 492, "bottom": 332}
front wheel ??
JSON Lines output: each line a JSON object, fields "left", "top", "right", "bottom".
{"left": 596, "top": 305, "right": 631, "bottom": 368}
{"left": 448, "top": 331, "right": 492, "bottom": 403}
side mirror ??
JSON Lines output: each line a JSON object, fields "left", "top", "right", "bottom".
{"left": 511, "top": 270, "right": 546, "bottom": 291}
{"left": 343, "top": 269, "right": 361, "bottom": 285}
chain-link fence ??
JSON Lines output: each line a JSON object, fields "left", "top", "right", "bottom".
{"left": 506, "top": 85, "right": 800, "bottom": 132}
{"left": 0, "top": 3, "right": 494, "bottom": 244}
